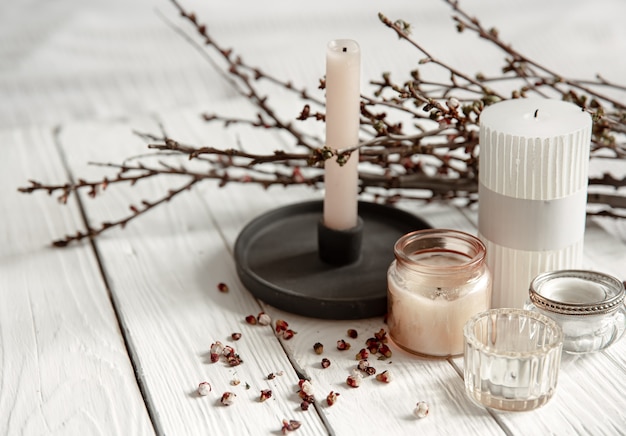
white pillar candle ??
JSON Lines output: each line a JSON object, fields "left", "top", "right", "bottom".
{"left": 478, "top": 98, "right": 591, "bottom": 309}
{"left": 323, "top": 39, "right": 361, "bottom": 230}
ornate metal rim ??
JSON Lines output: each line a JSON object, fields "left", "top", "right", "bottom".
{"left": 529, "top": 270, "right": 625, "bottom": 316}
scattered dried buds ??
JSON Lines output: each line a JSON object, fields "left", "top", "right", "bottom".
{"left": 375, "top": 328, "right": 388, "bottom": 343}
{"left": 313, "top": 342, "right": 324, "bottom": 355}
{"left": 357, "top": 359, "right": 370, "bottom": 372}
{"left": 275, "top": 319, "right": 289, "bottom": 333}
{"left": 260, "top": 389, "right": 273, "bottom": 402}
{"left": 274, "top": 319, "right": 296, "bottom": 339}
{"left": 346, "top": 371, "right": 362, "bottom": 388}
{"left": 220, "top": 392, "right": 236, "bottom": 406}
{"left": 209, "top": 341, "right": 224, "bottom": 363}
{"left": 414, "top": 401, "right": 429, "bottom": 418}
{"left": 355, "top": 348, "right": 369, "bottom": 360}
{"left": 197, "top": 381, "right": 212, "bottom": 396}
{"left": 337, "top": 339, "right": 351, "bottom": 351}
{"left": 347, "top": 328, "right": 358, "bottom": 339}
{"left": 300, "top": 381, "right": 315, "bottom": 403}
{"left": 366, "top": 337, "right": 380, "bottom": 354}
{"left": 282, "top": 329, "right": 296, "bottom": 340}
{"left": 364, "top": 329, "right": 393, "bottom": 358}
{"left": 267, "top": 372, "right": 276, "bottom": 380}
{"left": 217, "top": 282, "right": 229, "bottom": 293}
{"left": 357, "top": 359, "right": 376, "bottom": 375}
{"left": 326, "top": 391, "right": 340, "bottom": 406}
{"left": 257, "top": 312, "right": 271, "bottom": 326}
{"left": 210, "top": 341, "right": 224, "bottom": 354}
{"left": 227, "top": 355, "right": 243, "bottom": 366}
{"left": 222, "top": 345, "right": 235, "bottom": 357}
{"left": 376, "top": 370, "right": 393, "bottom": 383}
{"left": 245, "top": 315, "right": 257, "bottom": 325}
{"left": 231, "top": 332, "right": 242, "bottom": 341}
{"left": 216, "top": 344, "right": 243, "bottom": 366}
{"left": 298, "top": 379, "right": 314, "bottom": 397}
{"left": 378, "top": 343, "right": 393, "bottom": 359}
{"left": 298, "top": 379, "right": 315, "bottom": 410}
{"left": 297, "top": 379, "right": 315, "bottom": 409}
{"left": 300, "top": 400, "right": 314, "bottom": 410}
{"left": 321, "top": 358, "right": 331, "bottom": 369}
{"left": 281, "top": 419, "right": 301, "bottom": 434}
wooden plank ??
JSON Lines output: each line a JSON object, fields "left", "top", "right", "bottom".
{"left": 56, "top": 117, "right": 329, "bottom": 435}
{"left": 0, "top": 127, "right": 153, "bottom": 435}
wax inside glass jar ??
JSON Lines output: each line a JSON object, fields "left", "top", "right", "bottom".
{"left": 537, "top": 276, "right": 608, "bottom": 304}
{"left": 401, "top": 250, "right": 475, "bottom": 300}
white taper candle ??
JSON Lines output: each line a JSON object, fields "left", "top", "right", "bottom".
{"left": 323, "top": 39, "right": 361, "bottom": 230}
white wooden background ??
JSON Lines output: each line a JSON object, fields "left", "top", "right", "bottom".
{"left": 2, "top": 0, "right": 625, "bottom": 435}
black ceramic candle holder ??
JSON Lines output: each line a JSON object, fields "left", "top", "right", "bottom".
{"left": 234, "top": 200, "right": 430, "bottom": 320}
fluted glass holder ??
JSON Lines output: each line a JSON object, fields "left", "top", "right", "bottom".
{"left": 464, "top": 308, "right": 563, "bottom": 412}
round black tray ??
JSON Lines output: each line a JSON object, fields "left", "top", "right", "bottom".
{"left": 234, "top": 200, "right": 430, "bottom": 319}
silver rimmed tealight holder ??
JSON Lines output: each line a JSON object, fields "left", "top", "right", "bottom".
{"left": 526, "top": 270, "right": 626, "bottom": 354}
{"left": 463, "top": 308, "right": 563, "bottom": 412}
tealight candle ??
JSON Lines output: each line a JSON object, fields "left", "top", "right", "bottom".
{"left": 464, "top": 308, "right": 563, "bottom": 411}
{"left": 526, "top": 270, "right": 626, "bottom": 354}
{"left": 478, "top": 98, "right": 591, "bottom": 308}
{"left": 387, "top": 229, "right": 492, "bottom": 357}
{"left": 323, "top": 39, "right": 360, "bottom": 230}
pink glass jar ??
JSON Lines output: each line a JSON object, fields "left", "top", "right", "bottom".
{"left": 387, "top": 229, "right": 492, "bottom": 357}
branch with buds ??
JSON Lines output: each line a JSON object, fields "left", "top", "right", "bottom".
{"left": 18, "top": 0, "right": 626, "bottom": 246}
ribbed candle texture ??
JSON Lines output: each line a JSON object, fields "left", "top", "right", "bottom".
{"left": 478, "top": 98, "right": 591, "bottom": 308}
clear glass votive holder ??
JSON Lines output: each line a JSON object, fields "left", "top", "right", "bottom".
{"left": 525, "top": 270, "right": 626, "bottom": 354}
{"left": 463, "top": 308, "right": 563, "bottom": 412}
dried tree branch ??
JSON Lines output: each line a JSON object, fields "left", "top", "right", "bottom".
{"left": 17, "top": 0, "right": 626, "bottom": 246}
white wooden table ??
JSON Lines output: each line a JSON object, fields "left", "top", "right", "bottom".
{"left": 2, "top": 1, "right": 625, "bottom": 434}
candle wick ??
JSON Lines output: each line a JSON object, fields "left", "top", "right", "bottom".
{"left": 534, "top": 109, "right": 539, "bottom": 118}
{"left": 342, "top": 47, "right": 347, "bottom": 52}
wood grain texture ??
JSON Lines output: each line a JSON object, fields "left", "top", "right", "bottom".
{"left": 56, "top": 118, "right": 329, "bottom": 435}
{"left": 8, "top": 98, "right": 626, "bottom": 436}
{"left": 3, "top": 1, "right": 626, "bottom": 434}
{"left": 0, "top": 127, "right": 153, "bottom": 435}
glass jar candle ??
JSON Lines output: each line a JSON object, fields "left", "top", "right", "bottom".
{"left": 387, "top": 229, "right": 492, "bottom": 357}
{"left": 526, "top": 270, "right": 626, "bottom": 354}
{"left": 463, "top": 308, "right": 563, "bottom": 411}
